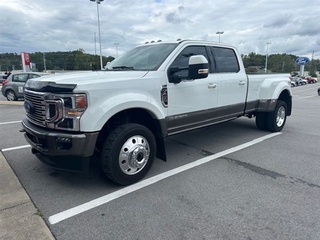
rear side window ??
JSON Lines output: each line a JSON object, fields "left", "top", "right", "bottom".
{"left": 12, "top": 74, "right": 28, "bottom": 82}
{"left": 210, "top": 47, "right": 239, "bottom": 73}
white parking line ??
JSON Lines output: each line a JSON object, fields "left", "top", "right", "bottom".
{"left": 0, "top": 120, "right": 22, "bottom": 125}
{"left": 48, "top": 132, "right": 281, "bottom": 225}
{"left": 2, "top": 145, "right": 31, "bottom": 152}
{"left": 292, "top": 87, "right": 317, "bottom": 94}
{"left": 298, "top": 95, "right": 317, "bottom": 99}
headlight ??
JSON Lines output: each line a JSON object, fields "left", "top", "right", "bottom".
{"left": 44, "top": 93, "right": 87, "bottom": 131}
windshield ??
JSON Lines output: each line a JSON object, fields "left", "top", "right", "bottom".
{"left": 106, "top": 43, "right": 178, "bottom": 71}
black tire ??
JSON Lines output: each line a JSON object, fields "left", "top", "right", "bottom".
{"left": 6, "top": 90, "right": 17, "bottom": 101}
{"left": 255, "top": 112, "right": 268, "bottom": 131}
{"left": 101, "top": 123, "right": 156, "bottom": 185}
{"left": 266, "top": 100, "right": 287, "bottom": 132}
{"left": 318, "top": 88, "right": 320, "bottom": 96}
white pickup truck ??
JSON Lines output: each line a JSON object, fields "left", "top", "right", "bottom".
{"left": 21, "top": 40, "right": 292, "bottom": 185}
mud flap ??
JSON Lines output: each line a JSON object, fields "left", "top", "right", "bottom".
{"left": 155, "top": 136, "right": 167, "bottom": 162}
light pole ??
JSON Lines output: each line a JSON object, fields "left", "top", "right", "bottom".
{"left": 114, "top": 43, "right": 119, "bottom": 57}
{"left": 216, "top": 31, "right": 224, "bottom": 42}
{"left": 42, "top": 52, "right": 46, "bottom": 71}
{"left": 90, "top": 0, "right": 104, "bottom": 70}
{"left": 265, "top": 42, "right": 271, "bottom": 73}
{"left": 94, "top": 32, "right": 97, "bottom": 55}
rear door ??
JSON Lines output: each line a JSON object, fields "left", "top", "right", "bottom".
{"left": 12, "top": 73, "right": 29, "bottom": 98}
{"left": 209, "top": 46, "right": 247, "bottom": 117}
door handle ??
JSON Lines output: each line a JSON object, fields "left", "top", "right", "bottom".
{"left": 208, "top": 83, "right": 217, "bottom": 89}
{"left": 239, "top": 81, "right": 246, "bottom": 85}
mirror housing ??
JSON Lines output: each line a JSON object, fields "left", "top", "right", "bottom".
{"left": 188, "top": 55, "right": 209, "bottom": 80}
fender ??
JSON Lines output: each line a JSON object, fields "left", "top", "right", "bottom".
{"left": 257, "top": 77, "right": 292, "bottom": 112}
{"left": 80, "top": 92, "right": 166, "bottom": 132}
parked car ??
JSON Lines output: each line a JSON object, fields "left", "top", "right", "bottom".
{"left": 291, "top": 77, "right": 307, "bottom": 86}
{"left": 318, "top": 87, "right": 320, "bottom": 96}
{"left": 21, "top": 40, "right": 292, "bottom": 185}
{"left": 305, "top": 77, "right": 317, "bottom": 84}
{"left": 0, "top": 74, "right": 7, "bottom": 84}
{"left": 1, "top": 72, "right": 49, "bottom": 101}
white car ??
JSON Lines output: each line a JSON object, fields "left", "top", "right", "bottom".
{"left": 292, "top": 77, "right": 307, "bottom": 86}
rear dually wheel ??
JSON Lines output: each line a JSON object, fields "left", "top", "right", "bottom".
{"left": 266, "top": 100, "right": 287, "bottom": 132}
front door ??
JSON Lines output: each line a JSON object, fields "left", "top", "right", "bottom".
{"left": 165, "top": 45, "right": 218, "bottom": 134}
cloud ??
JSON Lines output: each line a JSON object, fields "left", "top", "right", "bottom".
{"left": 0, "top": 0, "right": 319, "bottom": 59}
{"left": 263, "top": 14, "right": 291, "bottom": 28}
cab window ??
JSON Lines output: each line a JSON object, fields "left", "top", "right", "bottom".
{"left": 169, "top": 46, "right": 210, "bottom": 81}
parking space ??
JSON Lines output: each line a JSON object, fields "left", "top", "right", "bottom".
{"left": 1, "top": 83, "right": 320, "bottom": 239}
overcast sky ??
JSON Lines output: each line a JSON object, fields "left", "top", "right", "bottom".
{"left": 1, "top": 0, "right": 319, "bottom": 59}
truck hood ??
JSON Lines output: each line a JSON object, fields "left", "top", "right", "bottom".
{"left": 25, "top": 71, "right": 149, "bottom": 92}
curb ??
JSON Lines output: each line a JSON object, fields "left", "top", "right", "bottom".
{"left": 0, "top": 101, "right": 24, "bottom": 106}
{"left": 0, "top": 152, "right": 55, "bottom": 240}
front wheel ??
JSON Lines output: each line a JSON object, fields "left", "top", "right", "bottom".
{"left": 101, "top": 123, "right": 156, "bottom": 185}
{"left": 267, "top": 100, "right": 287, "bottom": 132}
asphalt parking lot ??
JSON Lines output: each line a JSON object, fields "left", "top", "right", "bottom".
{"left": 1, "top": 83, "right": 320, "bottom": 240}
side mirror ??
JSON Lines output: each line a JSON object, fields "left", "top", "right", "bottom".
{"left": 188, "top": 55, "right": 209, "bottom": 80}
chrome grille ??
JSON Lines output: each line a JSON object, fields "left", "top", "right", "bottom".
{"left": 24, "top": 90, "right": 47, "bottom": 127}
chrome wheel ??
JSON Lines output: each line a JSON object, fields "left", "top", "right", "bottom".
{"left": 119, "top": 135, "right": 150, "bottom": 175}
{"left": 267, "top": 100, "right": 287, "bottom": 132}
{"left": 276, "top": 106, "right": 286, "bottom": 127}
{"left": 101, "top": 123, "right": 156, "bottom": 185}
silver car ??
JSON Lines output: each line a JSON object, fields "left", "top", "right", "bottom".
{"left": 1, "top": 72, "right": 49, "bottom": 101}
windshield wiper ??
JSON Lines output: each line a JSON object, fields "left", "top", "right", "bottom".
{"left": 111, "top": 66, "right": 135, "bottom": 70}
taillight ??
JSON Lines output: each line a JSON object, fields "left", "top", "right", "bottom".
{"left": 2, "top": 80, "right": 8, "bottom": 86}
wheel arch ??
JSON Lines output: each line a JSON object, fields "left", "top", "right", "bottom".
{"left": 278, "top": 89, "right": 292, "bottom": 116}
{"left": 96, "top": 108, "right": 167, "bottom": 161}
